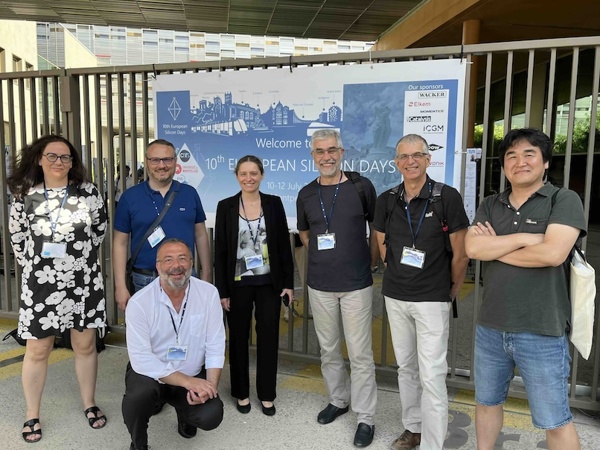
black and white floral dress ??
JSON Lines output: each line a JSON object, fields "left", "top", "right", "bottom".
{"left": 9, "top": 182, "right": 108, "bottom": 339}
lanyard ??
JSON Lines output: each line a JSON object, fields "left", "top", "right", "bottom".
{"left": 317, "top": 172, "right": 342, "bottom": 233}
{"left": 43, "top": 182, "right": 69, "bottom": 242}
{"left": 240, "top": 197, "right": 262, "bottom": 249}
{"left": 166, "top": 286, "right": 190, "bottom": 345}
{"left": 405, "top": 182, "right": 431, "bottom": 248}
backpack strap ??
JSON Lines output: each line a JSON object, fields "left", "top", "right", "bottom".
{"left": 344, "top": 171, "right": 371, "bottom": 221}
{"left": 429, "top": 182, "right": 452, "bottom": 254}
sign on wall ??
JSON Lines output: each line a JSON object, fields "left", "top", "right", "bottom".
{"left": 154, "top": 59, "right": 467, "bottom": 227}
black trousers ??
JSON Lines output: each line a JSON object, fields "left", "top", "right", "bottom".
{"left": 226, "top": 283, "right": 281, "bottom": 401}
{"left": 122, "top": 363, "right": 224, "bottom": 448}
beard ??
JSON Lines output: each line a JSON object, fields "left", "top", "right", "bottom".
{"left": 160, "top": 265, "right": 192, "bottom": 289}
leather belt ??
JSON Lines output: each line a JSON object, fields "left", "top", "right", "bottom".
{"left": 132, "top": 268, "right": 156, "bottom": 276}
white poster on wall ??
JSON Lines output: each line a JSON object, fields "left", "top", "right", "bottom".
{"left": 153, "top": 59, "right": 467, "bottom": 227}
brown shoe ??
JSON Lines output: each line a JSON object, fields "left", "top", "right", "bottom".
{"left": 391, "top": 430, "right": 421, "bottom": 449}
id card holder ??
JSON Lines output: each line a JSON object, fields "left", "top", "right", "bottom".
{"left": 400, "top": 246, "right": 426, "bottom": 269}
{"left": 148, "top": 226, "right": 166, "bottom": 248}
{"left": 245, "top": 254, "right": 264, "bottom": 269}
{"left": 166, "top": 345, "right": 188, "bottom": 361}
{"left": 41, "top": 241, "right": 67, "bottom": 258}
{"left": 317, "top": 233, "right": 336, "bottom": 251}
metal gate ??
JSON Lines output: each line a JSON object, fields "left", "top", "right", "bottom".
{"left": 1, "top": 36, "right": 599, "bottom": 410}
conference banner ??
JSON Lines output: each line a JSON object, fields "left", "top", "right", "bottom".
{"left": 154, "top": 59, "right": 467, "bottom": 227}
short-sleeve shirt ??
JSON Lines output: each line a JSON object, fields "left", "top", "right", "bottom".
{"left": 372, "top": 176, "right": 469, "bottom": 302}
{"left": 114, "top": 180, "right": 206, "bottom": 271}
{"left": 296, "top": 175, "right": 376, "bottom": 292}
{"left": 473, "top": 184, "right": 587, "bottom": 336}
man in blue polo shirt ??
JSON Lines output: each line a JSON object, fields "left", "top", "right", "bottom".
{"left": 113, "top": 139, "right": 212, "bottom": 312}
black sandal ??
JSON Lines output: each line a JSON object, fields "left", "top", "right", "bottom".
{"left": 84, "top": 406, "right": 107, "bottom": 429}
{"left": 22, "top": 418, "right": 42, "bottom": 443}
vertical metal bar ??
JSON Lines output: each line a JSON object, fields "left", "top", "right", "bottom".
{"left": 7, "top": 78, "right": 17, "bottom": 152}
{"left": 29, "top": 75, "right": 38, "bottom": 139}
{"left": 129, "top": 72, "right": 138, "bottom": 181}
{"left": 564, "top": 47, "right": 580, "bottom": 189}
{"left": 117, "top": 72, "right": 126, "bottom": 219}
{"left": 0, "top": 78, "right": 13, "bottom": 312}
{"left": 544, "top": 48, "right": 558, "bottom": 136}
{"left": 52, "top": 76, "right": 60, "bottom": 134}
{"left": 500, "top": 51, "right": 514, "bottom": 193}
{"left": 523, "top": 49, "right": 535, "bottom": 127}
{"left": 82, "top": 75, "right": 93, "bottom": 179}
{"left": 40, "top": 76, "right": 50, "bottom": 135}
{"left": 142, "top": 71, "right": 150, "bottom": 180}
{"left": 17, "top": 78, "right": 27, "bottom": 146}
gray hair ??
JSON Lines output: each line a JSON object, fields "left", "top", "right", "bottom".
{"left": 395, "top": 134, "right": 429, "bottom": 154}
{"left": 310, "top": 129, "right": 343, "bottom": 151}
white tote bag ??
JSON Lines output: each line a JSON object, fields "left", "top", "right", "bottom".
{"left": 569, "top": 246, "right": 596, "bottom": 360}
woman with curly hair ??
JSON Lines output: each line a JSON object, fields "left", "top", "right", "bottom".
{"left": 8, "top": 135, "right": 108, "bottom": 443}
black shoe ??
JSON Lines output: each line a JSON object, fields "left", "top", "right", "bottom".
{"left": 236, "top": 400, "right": 251, "bottom": 414}
{"left": 261, "top": 402, "right": 276, "bottom": 416}
{"left": 177, "top": 420, "right": 197, "bottom": 439}
{"left": 129, "top": 443, "right": 149, "bottom": 450}
{"left": 153, "top": 400, "right": 166, "bottom": 415}
{"left": 353, "top": 423, "right": 374, "bottom": 447}
{"left": 317, "top": 403, "right": 349, "bottom": 424}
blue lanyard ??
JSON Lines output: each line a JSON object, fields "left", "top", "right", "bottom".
{"left": 405, "top": 182, "right": 431, "bottom": 248}
{"left": 317, "top": 172, "right": 342, "bottom": 233}
{"left": 166, "top": 286, "right": 190, "bottom": 345}
{"left": 43, "top": 182, "right": 69, "bottom": 242}
{"left": 240, "top": 197, "right": 262, "bottom": 249}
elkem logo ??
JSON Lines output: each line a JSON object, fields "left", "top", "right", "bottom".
{"left": 179, "top": 149, "right": 191, "bottom": 162}
{"left": 408, "top": 101, "right": 431, "bottom": 107}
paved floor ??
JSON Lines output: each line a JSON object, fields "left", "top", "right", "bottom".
{"left": 1, "top": 320, "right": 599, "bottom": 450}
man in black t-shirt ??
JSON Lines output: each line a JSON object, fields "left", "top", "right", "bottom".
{"left": 372, "top": 134, "right": 469, "bottom": 450}
{"left": 297, "top": 129, "right": 377, "bottom": 448}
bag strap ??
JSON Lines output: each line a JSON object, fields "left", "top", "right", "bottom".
{"left": 344, "top": 171, "right": 371, "bottom": 221}
{"left": 129, "top": 186, "right": 178, "bottom": 269}
{"left": 429, "top": 182, "right": 452, "bottom": 254}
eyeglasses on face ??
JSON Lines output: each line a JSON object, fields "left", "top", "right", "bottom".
{"left": 156, "top": 255, "right": 191, "bottom": 265}
{"left": 147, "top": 157, "right": 176, "bottom": 166}
{"left": 313, "top": 147, "right": 340, "bottom": 157}
{"left": 395, "top": 152, "right": 428, "bottom": 161}
{"left": 43, "top": 153, "right": 73, "bottom": 164}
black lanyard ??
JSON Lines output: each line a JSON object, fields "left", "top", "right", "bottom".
{"left": 166, "top": 286, "right": 190, "bottom": 345}
{"left": 43, "top": 182, "right": 69, "bottom": 242}
{"left": 317, "top": 172, "right": 342, "bottom": 233}
{"left": 240, "top": 197, "right": 262, "bottom": 249}
{"left": 405, "top": 182, "right": 431, "bottom": 248}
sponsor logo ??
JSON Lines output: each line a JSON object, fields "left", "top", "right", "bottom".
{"left": 428, "top": 144, "right": 444, "bottom": 151}
{"left": 423, "top": 124, "right": 445, "bottom": 133}
{"left": 179, "top": 149, "right": 191, "bottom": 162}
{"left": 420, "top": 109, "right": 445, "bottom": 114}
{"left": 408, "top": 101, "right": 431, "bottom": 107}
{"left": 419, "top": 91, "right": 447, "bottom": 98}
{"left": 430, "top": 161, "right": 444, "bottom": 167}
{"left": 406, "top": 115, "right": 431, "bottom": 123}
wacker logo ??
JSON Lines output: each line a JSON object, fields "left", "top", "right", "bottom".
{"left": 419, "top": 91, "right": 447, "bottom": 98}
{"left": 179, "top": 150, "right": 191, "bottom": 162}
{"left": 406, "top": 116, "right": 431, "bottom": 123}
{"left": 423, "top": 124, "right": 444, "bottom": 133}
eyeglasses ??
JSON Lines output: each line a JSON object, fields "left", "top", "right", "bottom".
{"left": 147, "top": 157, "right": 176, "bottom": 166}
{"left": 156, "top": 256, "right": 191, "bottom": 265}
{"left": 396, "top": 152, "right": 428, "bottom": 161}
{"left": 43, "top": 153, "right": 73, "bottom": 164}
{"left": 313, "top": 147, "right": 340, "bottom": 157}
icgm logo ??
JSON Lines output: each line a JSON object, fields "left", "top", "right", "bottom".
{"left": 423, "top": 125, "right": 445, "bottom": 133}
{"left": 407, "top": 116, "right": 431, "bottom": 123}
{"left": 419, "top": 91, "right": 447, "bottom": 98}
{"left": 179, "top": 150, "right": 191, "bottom": 162}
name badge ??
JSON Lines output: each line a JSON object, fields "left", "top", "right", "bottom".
{"left": 245, "top": 254, "right": 264, "bottom": 269}
{"left": 400, "top": 246, "right": 426, "bottom": 269}
{"left": 166, "top": 345, "right": 188, "bottom": 361}
{"left": 41, "top": 241, "right": 67, "bottom": 258}
{"left": 317, "top": 233, "right": 336, "bottom": 251}
{"left": 148, "top": 226, "right": 166, "bottom": 248}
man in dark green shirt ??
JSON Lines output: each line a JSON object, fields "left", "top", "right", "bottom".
{"left": 465, "top": 128, "right": 585, "bottom": 450}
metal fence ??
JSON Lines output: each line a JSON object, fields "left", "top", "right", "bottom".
{"left": 1, "top": 36, "right": 599, "bottom": 410}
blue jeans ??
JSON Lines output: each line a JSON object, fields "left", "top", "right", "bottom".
{"left": 131, "top": 271, "right": 156, "bottom": 292}
{"left": 474, "top": 324, "right": 573, "bottom": 429}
